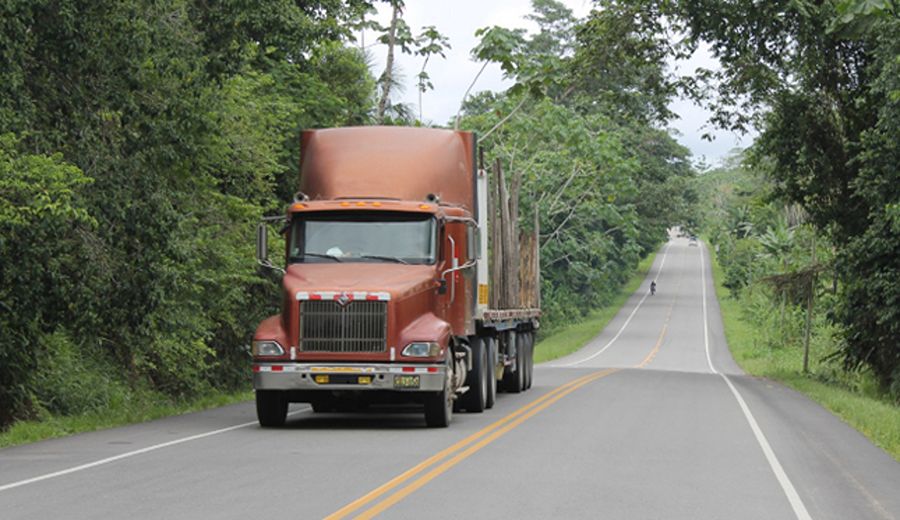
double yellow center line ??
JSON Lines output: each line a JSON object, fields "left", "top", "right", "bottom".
{"left": 325, "top": 368, "right": 619, "bottom": 519}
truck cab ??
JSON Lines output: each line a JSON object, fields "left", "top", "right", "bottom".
{"left": 252, "top": 127, "right": 538, "bottom": 427}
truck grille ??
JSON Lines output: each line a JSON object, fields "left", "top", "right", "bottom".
{"left": 299, "top": 300, "right": 387, "bottom": 353}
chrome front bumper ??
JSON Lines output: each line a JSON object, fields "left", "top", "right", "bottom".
{"left": 252, "top": 362, "right": 447, "bottom": 392}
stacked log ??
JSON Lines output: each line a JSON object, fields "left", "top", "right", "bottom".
{"left": 488, "top": 159, "right": 540, "bottom": 311}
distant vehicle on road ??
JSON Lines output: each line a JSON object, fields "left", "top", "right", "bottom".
{"left": 689, "top": 236, "right": 698, "bottom": 247}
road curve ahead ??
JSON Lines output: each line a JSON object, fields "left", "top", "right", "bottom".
{"left": 1, "top": 237, "right": 898, "bottom": 519}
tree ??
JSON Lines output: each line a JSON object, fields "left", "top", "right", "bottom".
{"left": 665, "top": 0, "right": 900, "bottom": 393}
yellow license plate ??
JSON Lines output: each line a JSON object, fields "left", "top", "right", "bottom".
{"left": 393, "top": 375, "right": 420, "bottom": 389}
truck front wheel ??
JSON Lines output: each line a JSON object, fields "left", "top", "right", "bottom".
{"left": 459, "top": 336, "right": 487, "bottom": 413}
{"left": 256, "top": 390, "right": 288, "bottom": 427}
{"left": 424, "top": 361, "right": 453, "bottom": 427}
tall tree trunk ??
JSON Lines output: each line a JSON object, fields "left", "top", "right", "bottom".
{"left": 376, "top": 5, "right": 400, "bottom": 124}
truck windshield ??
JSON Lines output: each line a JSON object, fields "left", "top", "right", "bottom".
{"left": 289, "top": 211, "right": 437, "bottom": 265}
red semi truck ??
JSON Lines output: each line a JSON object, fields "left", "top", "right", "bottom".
{"left": 252, "top": 126, "right": 540, "bottom": 427}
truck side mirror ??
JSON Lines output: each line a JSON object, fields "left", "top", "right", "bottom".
{"left": 256, "top": 220, "right": 285, "bottom": 275}
{"left": 437, "top": 279, "right": 448, "bottom": 295}
{"left": 256, "top": 222, "right": 268, "bottom": 264}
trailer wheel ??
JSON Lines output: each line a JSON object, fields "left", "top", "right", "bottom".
{"left": 256, "top": 390, "right": 288, "bottom": 427}
{"left": 503, "top": 331, "right": 525, "bottom": 393}
{"left": 524, "top": 332, "right": 534, "bottom": 390}
{"left": 459, "top": 336, "right": 487, "bottom": 413}
{"left": 485, "top": 336, "right": 497, "bottom": 409}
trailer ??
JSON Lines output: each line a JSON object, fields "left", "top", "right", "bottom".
{"left": 252, "top": 126, "right": 540, "bottom": 427}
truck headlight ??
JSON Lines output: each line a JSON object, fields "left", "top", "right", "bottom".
{"left": 402, "top": 342, "right": 441, "bottom": 357}
{"left": 252, "top": 340, "right": 285, "bottom": 357}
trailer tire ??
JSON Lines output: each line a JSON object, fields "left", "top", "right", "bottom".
{"left": 256, "top": 390, "right": 288, "bottom": 427}
{"left": 485, "top": 336, "right": 497, "bottom": 409}
{"left": 460, "top": 336, "right": 487, "bottom": 413}
{"left": 524, "top": 332, "right": 534, "bottom": 390}
{"left": 503, "top": 331, "right": 525, "bottom": 393}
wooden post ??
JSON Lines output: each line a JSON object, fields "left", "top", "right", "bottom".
{"left": 491, "top": 159, "right": 504, "bottom": 308}
{"left": 507, "top": 169, "right": 521, "bottom": 308}
{"left": 496, "top": 159, "right": 513, "bottom": 308}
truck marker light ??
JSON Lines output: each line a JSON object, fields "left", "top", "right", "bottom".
{"left": 291, "top": 203, "right": 306, "bottom": 210}
{"left": 419, "top": 204, "right": 430, "bottom": 210}
{"left": 402, "top": 367, "right": 415, "bottom": 373}
{"left": 271, "top": 365, "right": 283, "bottom": 372}
{"left": 310, "top": 294, "right": 322, "bottom": 300}
{"left": 315, "top": 374, "right": 330, "bottom": 384}
{"left": 252, "top": 365, "right": 261, "bottom": 372}
{"left": 356, "top": 201, "right": 366, "bottom": 206}
{"left": 340, "top": 202, "right": 351, "bottom": 207}
{"left": 372, "top": 202, "right": 382, "bottom": 207}
{"left": 358, "top": 376, "right": 373, "bottom": 385}
{"left": 427, "top": 367, "right": 438, "bottom": 373}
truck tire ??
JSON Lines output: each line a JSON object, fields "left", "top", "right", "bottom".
{"left": 459, "top": 336, "right": 487, "bottom": 413}
{"left": 256, "top": 390, "right": 288, "bottom": 427}
{"left": 425, "top": 354, "right": 453, "bottom": 427}
{"left": 502, "top": 331, "right": 524, "bottom": 393}
{"left": 310, "top": 396, "right": 334, "bottom": 413}
{"left": 485, "top": 336, "right": 497, "bottom": 409}
{"left": 524, "top": 332, "right": 534, "bottom": 390}
{"left": 424, "top": 383, "right": 453, "bottom": 427}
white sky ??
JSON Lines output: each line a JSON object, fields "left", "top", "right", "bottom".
{"left": 366, "top": 0, "right": 755, "bottom": 166}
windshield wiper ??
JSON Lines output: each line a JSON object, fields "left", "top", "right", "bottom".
{"left": 290, "top": 253, "right": 342, "bottom": 263}
{"left": 359, "top": 254, "right": 408, "bottom": 264}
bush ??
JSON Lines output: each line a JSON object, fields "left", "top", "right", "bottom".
{"left": 31, "top": 331, "right": 129, "bottom": 417}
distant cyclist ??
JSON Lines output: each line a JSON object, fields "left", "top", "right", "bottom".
{"left": 650, "top": 281, "right": 657, "bottom": 296}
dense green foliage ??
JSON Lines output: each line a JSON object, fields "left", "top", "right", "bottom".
{"left": 698, "top": 155, "right": 844, "bottom": 377}
{"left": 669, "top": 0, "right": 900, "bottom": 396}
{"left": 0, "top": 0, "right": 375, "bottom": 427}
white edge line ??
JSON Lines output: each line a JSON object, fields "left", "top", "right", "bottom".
{"left": 699, "top": 241, "right": 812, "bottom": 520}
{"left": 0, "top": 406, "right": 310, "bottom": 493}
{"left": 555, "top": 242, "right": 672, "bottom": 367}
{"left": 700, "top": 244, "right": 716, "bottom": 374}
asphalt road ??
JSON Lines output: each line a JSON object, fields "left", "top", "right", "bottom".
{"left": 1, "top": 237, "right": 898, "bottom": 519}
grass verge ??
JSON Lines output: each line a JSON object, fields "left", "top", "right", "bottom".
{"left": 0, "top": 389, "right": 253, "bottom": 449}
{"left": 709, "top": 245, "right": 900, "bottom": 461}
{"left": 535, "top": 252, "right": 657, "bottom": 363}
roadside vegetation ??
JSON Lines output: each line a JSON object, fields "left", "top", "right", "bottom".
{"left": 709, "top": 241, "right": 900, "bottom": 460}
